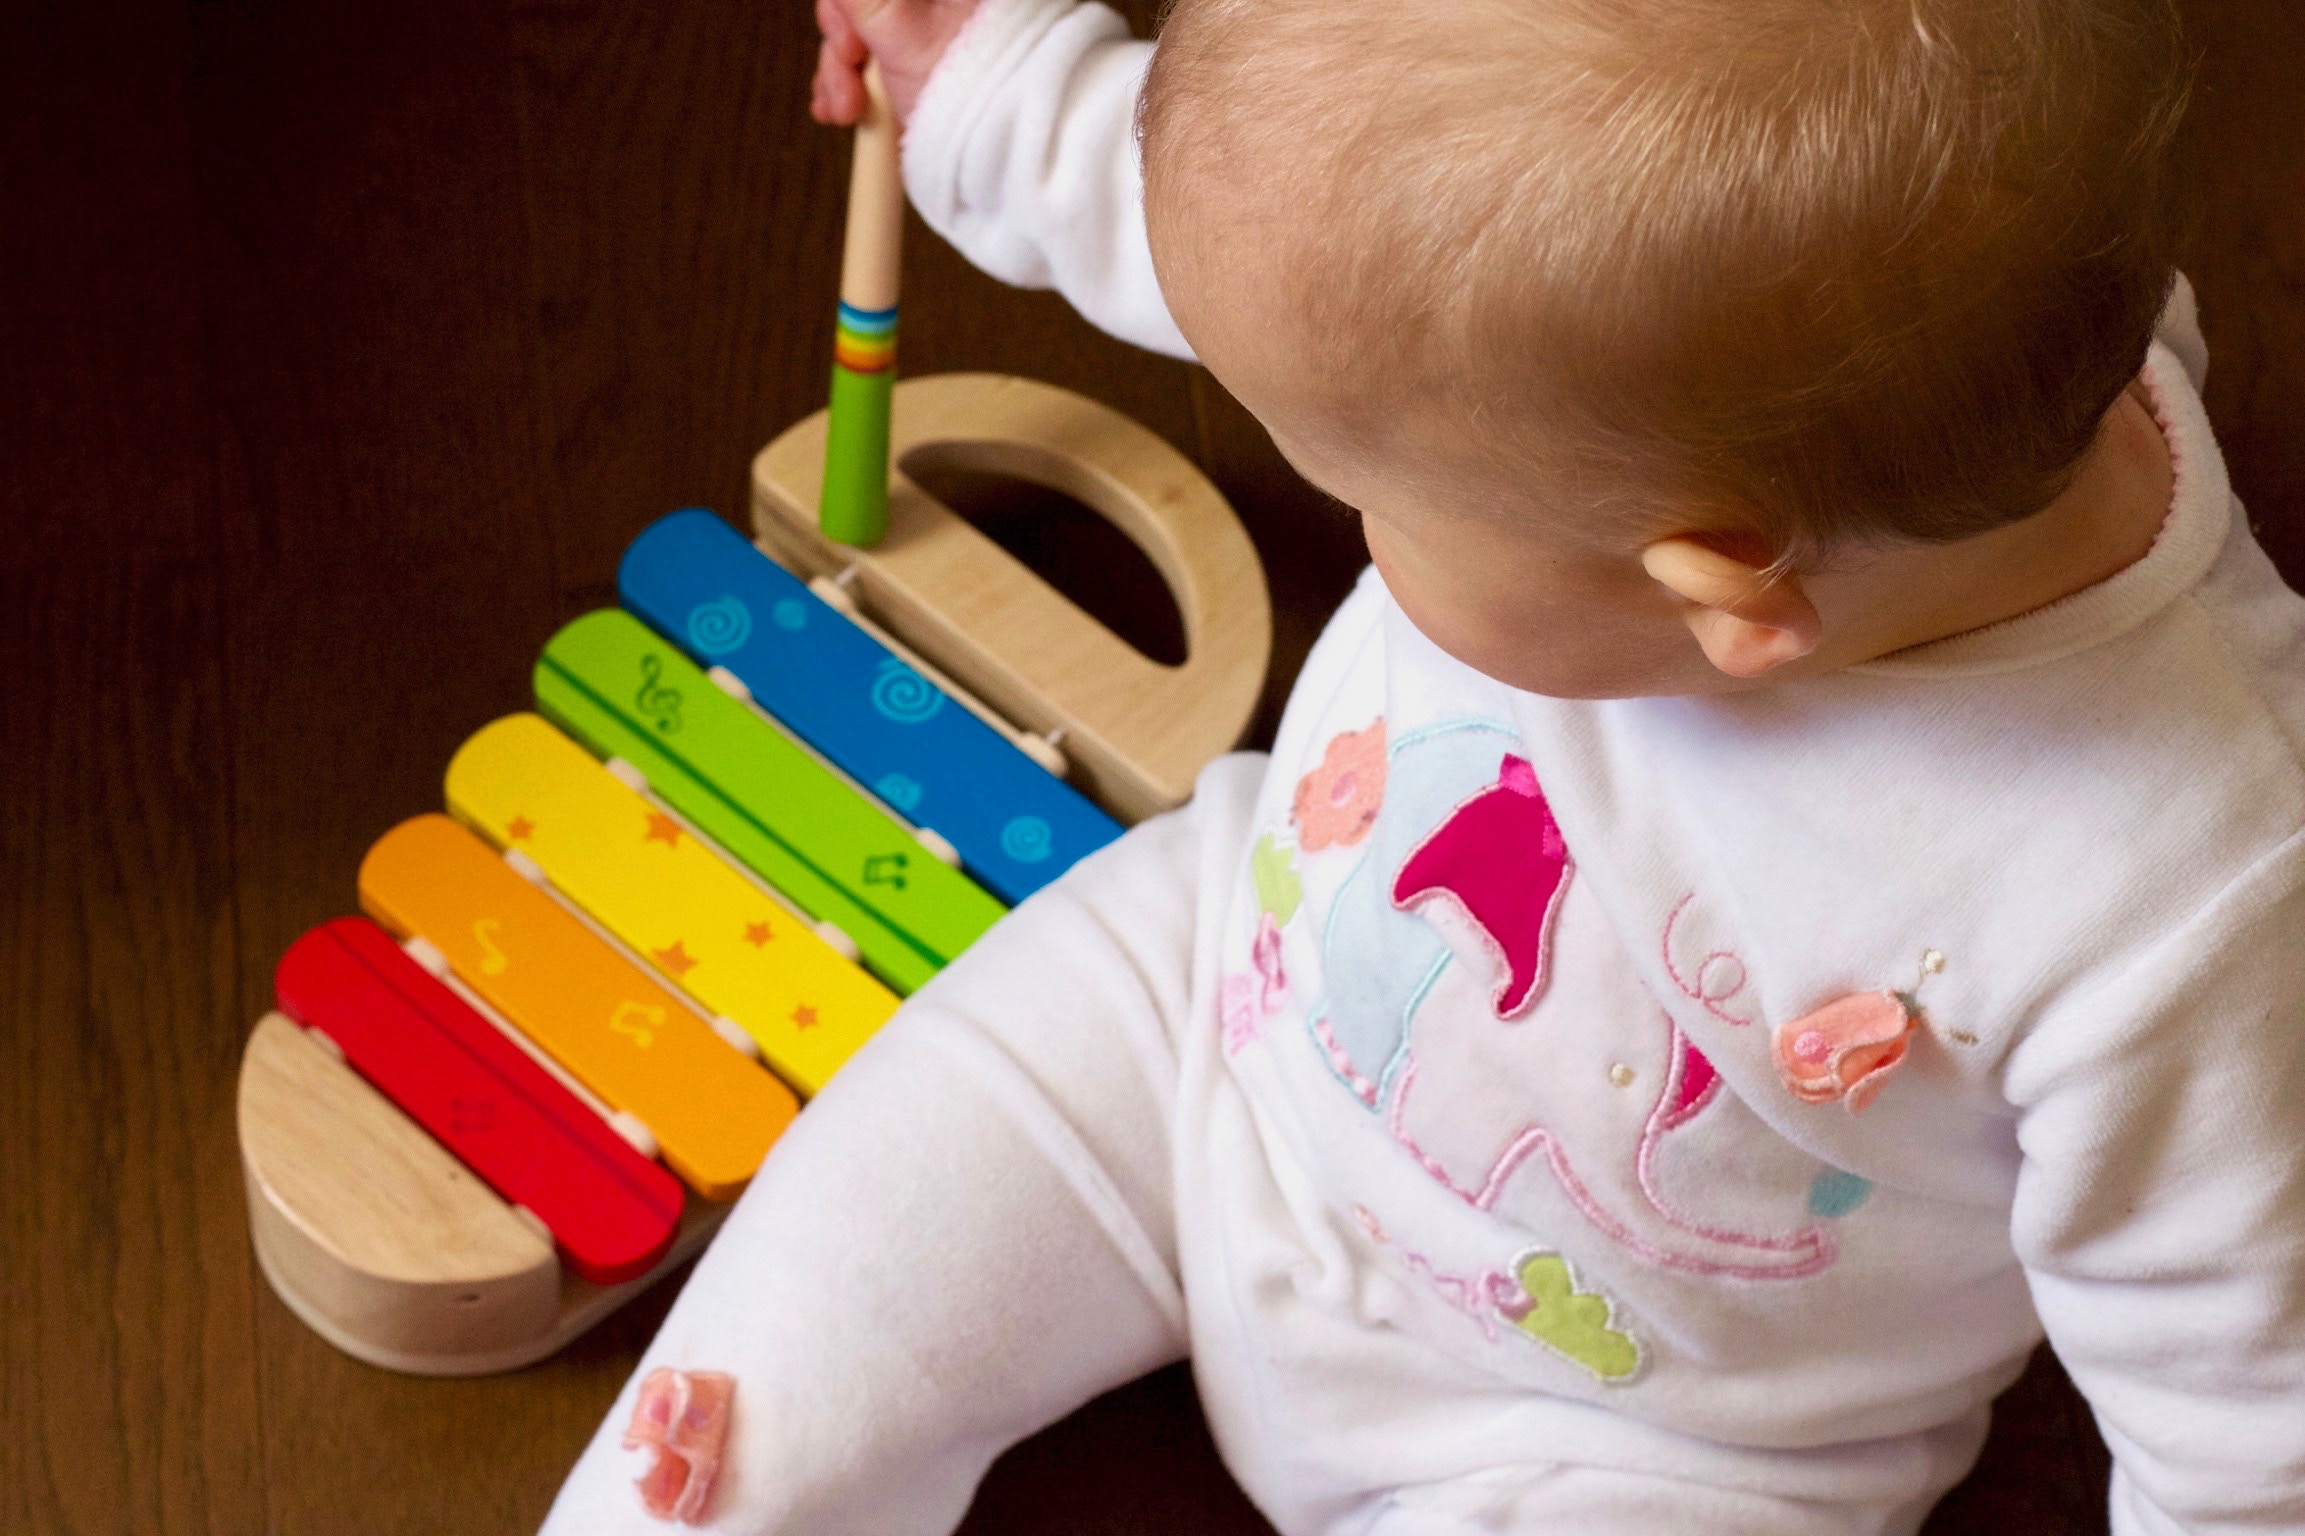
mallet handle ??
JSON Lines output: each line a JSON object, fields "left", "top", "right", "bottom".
{"left": 820, "top": 62, "right": 904, "bottom": 547}
{"left": 839, "top": 62, "right": 903, "bottom": 314}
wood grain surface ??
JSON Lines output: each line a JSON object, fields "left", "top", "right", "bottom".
{"left": 3, "top": 1, "right": 2297, "bottom": 1533}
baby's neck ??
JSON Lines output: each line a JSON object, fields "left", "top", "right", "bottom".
{"left": 1810, "top": 381, "right": 2177, "bottom": 667}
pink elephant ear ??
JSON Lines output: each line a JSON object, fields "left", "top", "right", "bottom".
{"left": 1773, "top": 992, "right": 1918, "bottom": 1113}
{"left": 1391, "top": 754, "right": 1571, "bottom": 1018}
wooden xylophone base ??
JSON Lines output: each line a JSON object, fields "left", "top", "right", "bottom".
{"left": 238, "top": 374, "right": 1272, "bottom": 1374}
{"left": 247, "top": 1199, "right": 725, "bottom": 1378}
{"left": 239, "top": 1012, "right": 727, "bottom": 1376}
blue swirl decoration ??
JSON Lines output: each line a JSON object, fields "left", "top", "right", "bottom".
{"left": 875, "top": 772, "right": 924, "bottom": 814}
{"left": 1000, "top": 815, "right": 1054, "bottom": 865}
{"left": 686, "top": 596, "right": 753, "bottom": 657}
{"left": 772, "top": 598, "right": 808, "bottom": 633}
{"left": 869, "top": 658, "right": 944, "bottom": 725}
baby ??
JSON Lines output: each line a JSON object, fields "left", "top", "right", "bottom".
{"left": 545, "top": 0, "right": 2305, "bottom": 1530}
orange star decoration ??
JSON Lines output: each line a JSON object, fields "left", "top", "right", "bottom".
{"left": 742, "top": 921, "right": 773, "bottom": 948}
{"left": 791, "top": 1004, "right": 819, "bottom": 1030}
{"left": 653, "top": 941, "right": 698, "bottom": 980}
{"left": 643, "top": 812, "right": 682, "bottom": 848}
{"left": 505, "top": 816, "right": 535, "bottom": 842}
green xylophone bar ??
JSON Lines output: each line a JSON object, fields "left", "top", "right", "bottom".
{"left": 534, "top": 609, "right": 1004, "bottom": 995}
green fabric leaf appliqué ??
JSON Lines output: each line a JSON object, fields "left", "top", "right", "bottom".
{"left": 1252, "top": 833, "right": 1301, "bottom": 926}
{"left": 1506, "top": 1251, "right": 1641, "bottom": 1382}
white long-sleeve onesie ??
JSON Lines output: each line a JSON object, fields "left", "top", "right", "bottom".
{"left": 542, "top": 5, "right": 2305, "bottom": 1531}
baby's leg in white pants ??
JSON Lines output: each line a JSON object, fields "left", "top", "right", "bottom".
{"left": 538, "top": 788, "right": 1223, "bottom": 1535}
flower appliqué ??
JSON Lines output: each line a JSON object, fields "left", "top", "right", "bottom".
{"left": 1772, "top": 952, "right": 1945, "bottom": 1114}
{"left": 1292, "top": 720, "right": 1387, "bottom": 851}
{"left": 624, "top": 1367, "right": 735, "bottom": 1525}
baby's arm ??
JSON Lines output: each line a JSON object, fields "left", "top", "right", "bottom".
{"left": 815, "top": 0, "right": 1191, "bottom": 360}
{"left": 2007, "top": 835, "right": 2305, "bottom": 1532}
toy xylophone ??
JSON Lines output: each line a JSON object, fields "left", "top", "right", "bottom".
{"left": 236, "top": 378, "right": 1272, "bottom": 1375}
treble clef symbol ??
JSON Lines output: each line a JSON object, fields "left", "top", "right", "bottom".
{"left": 635, "top": 654, "right": 684, "bottom": 734}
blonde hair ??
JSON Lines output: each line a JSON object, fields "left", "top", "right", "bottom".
{"left": 1141, "top": 0, "right": 2191, "bottom": 562}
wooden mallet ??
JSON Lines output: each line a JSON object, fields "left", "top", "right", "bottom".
{"left": 819, "top": 61, "right": 904, "bottom": 547}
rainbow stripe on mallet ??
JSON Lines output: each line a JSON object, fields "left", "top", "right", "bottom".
{"left": 832, "top": 301, "right": 897, "bottom": 374}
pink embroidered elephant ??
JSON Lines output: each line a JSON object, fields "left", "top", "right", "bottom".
{"left": 1305, "top": 723, "right": 1836, "bottom": 1281}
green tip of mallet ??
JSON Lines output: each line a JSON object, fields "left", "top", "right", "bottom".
{"left": 821, "top": 62, "right": 904, "bottom": 548}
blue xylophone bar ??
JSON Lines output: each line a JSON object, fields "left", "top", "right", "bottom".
{"left": 618, "top": 509, "right": 1123, "bottom": 905}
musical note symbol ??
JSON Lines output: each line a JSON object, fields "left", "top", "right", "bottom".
{"left": 635, "top": 654, "right": 684, "bottom": 734}
{"left": 863, "top": 852, "right": 909, "bottom": 890}
{"left": 609, "top": 1001, "right": 661, "bottom": 1048}
{"left": 472, "top": 918, "right": 509, "bottom": 976}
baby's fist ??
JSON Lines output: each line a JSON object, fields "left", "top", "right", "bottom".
{"left": 810, "top": 0, "right": 981, "bottom": 126}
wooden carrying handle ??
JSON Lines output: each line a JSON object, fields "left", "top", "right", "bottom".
{"left": 754, "top": 373, "right": 1272, "bottom": 822}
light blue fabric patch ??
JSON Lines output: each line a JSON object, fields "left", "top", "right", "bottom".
{"left": 1807, "top": 1169, "right": 1873, "bottom": 1219}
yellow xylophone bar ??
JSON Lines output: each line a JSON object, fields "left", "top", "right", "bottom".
{"left": 444, "top": 713, "right": 899, "bottom": 1097}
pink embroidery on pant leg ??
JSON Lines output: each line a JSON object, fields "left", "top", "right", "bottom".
{"left": 1391, "top": 754, "right": 1572, "bottom": 1019}
{"left": 1385, "top": 1052, "right": 1837, "bottom": 1281}
{"left": 1660, "top": 893, "right": 1755, "bottom": 1027}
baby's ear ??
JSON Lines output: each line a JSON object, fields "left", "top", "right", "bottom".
{"left": 1641, "top": 536, "right": 1821, "bottom": 680}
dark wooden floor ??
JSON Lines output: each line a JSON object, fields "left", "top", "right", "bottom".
{"left": 2, "top": 2, "right": 2298, "bottom": 1532}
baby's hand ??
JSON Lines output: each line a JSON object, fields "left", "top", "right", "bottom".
{"left": 810, "top": 0, "right": 980, "bottom": 125}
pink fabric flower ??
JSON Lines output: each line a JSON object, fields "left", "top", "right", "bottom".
{"left": 624, "top": 1367, "right": 735, "bottom": 1524}
{"left": 1773, "top": 992, "right": 1919, "bottom": 1113}
{"left": 1293, "top": 721, "right": 1388, "bottom": 851}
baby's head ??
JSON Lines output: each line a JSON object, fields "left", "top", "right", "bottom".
{"left": 1140, "top": 0, "right": 2189, "bottom": 696}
